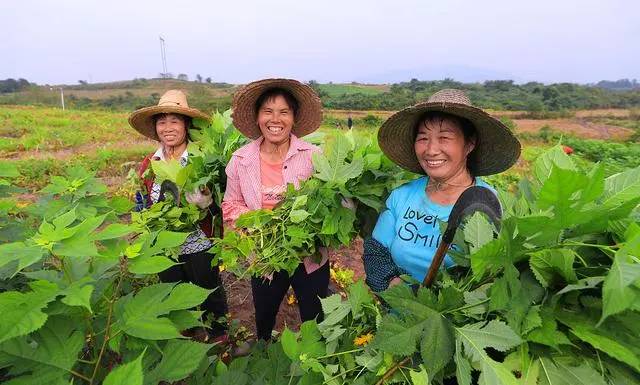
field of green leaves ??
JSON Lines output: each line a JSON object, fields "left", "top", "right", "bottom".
{"left": 1, "top": 106, "right": 639, "bottom": 384}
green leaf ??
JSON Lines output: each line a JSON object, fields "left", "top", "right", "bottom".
{"left": 0, "top": 280, "right": 59, "bottom": 344}
{"left": 116, "top": 283, "right": 211, "bottom": 340}
{"left": 104, "top": 350, "right": 145, "bottom": 385}
{"left": 0, "top": 242, "right": 47, "bottom": 275}
{"left": 0, "top": 316, "right": 85, "bottom": 384}
{"left": 289, "top": 209, "right": 310, "bottom": 223}
{"left": 281, "top": 328, "right": 300, "bottom": 361}
{"left": 537, "top": 166, "right": 588, "bottom": 228}
{"left": 60, "top": 281, "right": 94, "bottom": 312}
{"left": 464, "top": 212, "right": 496, "bottom": 253}
{"left": 533, "top": 145, "right": 575, "bottom": 184}
{"left": 569, "top": 325, "right": 640, "bottom": 371}
{"left": 91, "top": 223, "right": 137, "bottom": 241}
{"left": 129, "top": 256, "right": 179, "bottom": 275}
{"left": 420, "top": 314, "right": 455, "bottom": 376}
{"left": 347, "top": 280, "right": 372, "bottom": 316}
{"left": 0, "top": 163, "right": 20, "bottom": 178}
{"left": 409, "top": 365, "right": 429, "bottom": 385}
{"left": 371, "top": 313, "right": 424, "bottom": 356}
{"left": 556, "top": 277, "right": 604, "bottom": 296}
{"left": 319, "top": 294, "right": 352, "bottom": 326}
{"left": 149, "top": 231, "right": 190, "bottom": 254}
{"left": 526, "top": 310, "right": 571, "bottom": 349}
{"left": 456, "top": 320, "right": 522, "bottom": 362}
{"left": 603, "top": 166, "right": 640, "bottom": 207}
{"left": 538, "top": 358, "right": 607, "bottom": 385}
{"left": 455, "top": 339, "right": 473, "bottom": 385}
{"left": 600, "top": 234, "right": 640, "bottom": 323}
{"left": 145, "top": 340, "right": 212, "bottom": 384}
{"left": 529, "top": 249, "right": 578, "bottom": 288}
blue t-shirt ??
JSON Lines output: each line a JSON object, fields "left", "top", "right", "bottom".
{"left": 372, "top": 176, "right": 495, "bottom": 282}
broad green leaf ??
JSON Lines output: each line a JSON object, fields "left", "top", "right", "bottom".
{"left": 526, "top": 310, "right": 571, "bottom": 349}
{"left": 0, "top": 242, "right": 47, "bottom": 275}
{"left": 537, "top": 166, "right": 588, "bottom": 228}
{"left": 569, "top": 325, "right": 640, "bottom": 371}
{"left": 456, "top": 320, "right": 522, "bottom": 362}
{"left": 0, "top": 280, "right": 59, "bottom": 344}
{"left": 533, "top": 145, "right": 575, "bottom": 184}
{"left": 556, "top": 277, "right": 604, "bottom": 296}
{"left": 150, "top": 231, "right": 190, "bottom": 254}
{"left": 91, "top": 223, "right": 137, "bottom": 241}
{"left": 281, "top": 328, "right": 300, "bottom": 361}
{"left": 347, "top": 280, "right": 372, "bottom": 316}
{"left": 370, "top": 313, "right": 424, "bottom": 356}
{"left": 409, "top": 365, "right": 429, "bottom": 385}
{"left": 420, "top": 314, "right": 455, "bottom": 376}
{"left": 104, "top": 350, "right": 145, "bottom": 385}
{"left": 603, "top": 166, "right": 640, "bottom": 207}
{"left": 379, "top": 283, "right": 439, "bottom": 319}
{"left": 319, "top": 294, "right": 352, "bottom": 326}
{"left": 145, "top": 340, "right": 212, "bottom": 384}
{"left": 289, "top": 209, "right": 310, "bottom": 223}
{"left": 116, "top": 283, "right": 211, "bottom": 340}
{"left": 129, "top": 256, "right": 179, "bottom": 275}
{"left": 529, "top": 249, "right": 578, "bottom": 288}
{"left": 477, "top": 356, "right": 519, "bottom": 385}
{"left": 600, "top": 234, "right": 640, "bottom": 323}
{"left": 538, "top": 358, "right": 607, "bottom": 385}
{"left": 291, "top": 195, "right": 308, "bottom": 209}
{"left": 455, "top": 338, "right": 473, "bottom": 385}
{"left": 464, "top": 212, "right": 495, "bottom": 253}
{"left": 0, "top": 163, "right": 20, "bottom": 178}
{"left": 0, "top": 316, "right": 84, "bottom": 383}
{"left": 60, "top": 281, "right": 94, "bottom": 312}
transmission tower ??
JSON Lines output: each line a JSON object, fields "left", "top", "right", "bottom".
{"left": 159, "top": 36, "right": 168, "bottom": 78}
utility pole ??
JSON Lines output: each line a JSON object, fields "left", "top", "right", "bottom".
{"left": 59, "top": 87, "right": 65, "bottom": 111}
{"left": 159, "top": 36, "right": 168, "bottom": 78}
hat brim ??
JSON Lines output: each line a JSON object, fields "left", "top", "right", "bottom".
{"left": 128, "top": 105, "right": 209, "bottom": 141}
{"left": 378, "top": 102, "right": 521, "bottom": 176}
{"left": 231, "top": 79, "right": 323, "bottom": 139}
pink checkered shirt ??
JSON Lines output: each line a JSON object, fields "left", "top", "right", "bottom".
{"left": 222, "top": 135, "right": 329, "bottom": 274}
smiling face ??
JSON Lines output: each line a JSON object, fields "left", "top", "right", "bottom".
{"left": 414, "top": 115, "right": 475, "bottom": 180}
{"left": 154, "top": 113, "right": 187, "bottom": 147}
{"left": 256, "top": 94, "right": 295, "bottom": 146}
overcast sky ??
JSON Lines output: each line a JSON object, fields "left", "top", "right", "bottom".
{"left": 3, "top": 0, "right": 639, "bottom": 85}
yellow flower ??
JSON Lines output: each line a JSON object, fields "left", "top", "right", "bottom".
{"left": 219, "top": 264, "right": 226, "bottom": 272}
{"left": 354, "top": 333, "right": 374, "bottom": 346}
{"left": 16, "top": 203, "right": 28, "bottom": 209}
{"left": 287, "top": 294, "right": 297, "bottom": 305}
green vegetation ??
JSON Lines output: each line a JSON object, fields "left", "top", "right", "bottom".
{"left": 1, "top": 133, "right": 639, "bottom": 384}
{"left": 317, "top": 84, "right": 385, "bottom": 97}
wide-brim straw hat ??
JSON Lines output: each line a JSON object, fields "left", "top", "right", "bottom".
{"left": 378, "top": 88, "right": 521, "bottom": 176}
{"left": 128, "top": 90, "right": 209, "bottom": 141}
{"left": 231, "top": 78, "right": 323, "bottom": 139}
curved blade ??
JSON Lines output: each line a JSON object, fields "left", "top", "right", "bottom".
{"left": 158, "top": 180, "right": 180, "bottom": 207}
{"left": 442, "top": 186, "right": 502, "bottom": 244}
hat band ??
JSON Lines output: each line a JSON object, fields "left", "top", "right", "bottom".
{"left": 158, "top": 101, "right": 183, "bottom": 107}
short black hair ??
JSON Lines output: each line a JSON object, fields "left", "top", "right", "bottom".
{"left": 254, "top": 88, "right": 299, "bottom": 118}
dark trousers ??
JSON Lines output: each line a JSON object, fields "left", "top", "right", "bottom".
{"left": 251, "top": 262, "right": 330, "bottom": 340}
{"left": 158, "top": 250, "right": 228, "bottom": 335}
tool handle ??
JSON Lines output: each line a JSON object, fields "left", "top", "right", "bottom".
{"left": 422, "top": 241, "right": 452, "bottom": 288}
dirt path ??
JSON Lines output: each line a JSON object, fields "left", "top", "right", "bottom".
{"left": 1, "top": 139, "right": 155, "bottom": 161}
{"left": 224, "top": 238, "right": 366, "bottom": 335}
{"left": 513, "top": 118, "right": 633, "bottom": 140}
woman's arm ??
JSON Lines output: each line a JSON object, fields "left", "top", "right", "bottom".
{"left": 221, "top": 157, "right": 250, "bottom": 225}
{"left": 362, "top": 237, "right": 408, "bottom": 292}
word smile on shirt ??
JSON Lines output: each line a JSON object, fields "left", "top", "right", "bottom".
{"left": 398, "top": 206, "right": 442, "bottom": 247}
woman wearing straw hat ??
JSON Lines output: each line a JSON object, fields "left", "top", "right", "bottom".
{"left": 362, "top": 89, "right": 520, "bottom": 292}
{"left": 222, "top": 78, "right": 329, "bottom": 341}
{"left": 129, "top": 90, "right": 229, "bottom": 343}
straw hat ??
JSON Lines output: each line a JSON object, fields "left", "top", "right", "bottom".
{"left": 128, "top": 90, "right": 209, "bottom": 141}
{"left": 231, "top": 78, "right": 323, "bottom": 139}
{"left": 378, "top": 89, "right": 521, "bottom": 176}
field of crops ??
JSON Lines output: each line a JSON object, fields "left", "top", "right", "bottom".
{"left": 1, "top": 105, "right": 639, "bottom": 384}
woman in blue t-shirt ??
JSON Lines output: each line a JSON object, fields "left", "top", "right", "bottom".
{"left": 363, "top": 89, "right": 521, "bottom": 292}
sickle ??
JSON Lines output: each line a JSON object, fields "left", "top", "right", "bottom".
{"left": 422, "top": 186, "right": 502, "bottom": 288}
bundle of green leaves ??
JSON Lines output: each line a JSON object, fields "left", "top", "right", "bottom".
{"left": 213, "top": 130, "right": 413, "bottom": 277}
{"left": 132, "top": 110, "right": 248, "bottom": 234}
{"left": 203, "top": 145, "right": 640, "bottom": 385}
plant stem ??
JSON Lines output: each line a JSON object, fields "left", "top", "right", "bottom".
{"left": 443, "top": 298, "right": 491, "bottom": 315}
{"left": 374, "top": 357, "right": 411, "bottom": 385}
{"left": 70, "top": 369, "right": 92, "bottom": 382}
{"left": 89, "top": 273, "right": 122, "bottom": 385}
{"left": 316, "top": 348, "right": 364, "bottom": 360}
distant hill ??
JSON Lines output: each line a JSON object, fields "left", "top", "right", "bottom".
{"left": 596, "top": 79, "right": 639, "bottom": 91}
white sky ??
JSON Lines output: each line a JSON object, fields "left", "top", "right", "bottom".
{"left": 2, "top": 0, "right": 639, "bottom": 85}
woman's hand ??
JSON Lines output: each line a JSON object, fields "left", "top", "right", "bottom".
{"left": 185, "top": 188, "right": 213, "bottom": 209}
{"left": 389, "top": 277, "right": 403, "bottom": 287}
